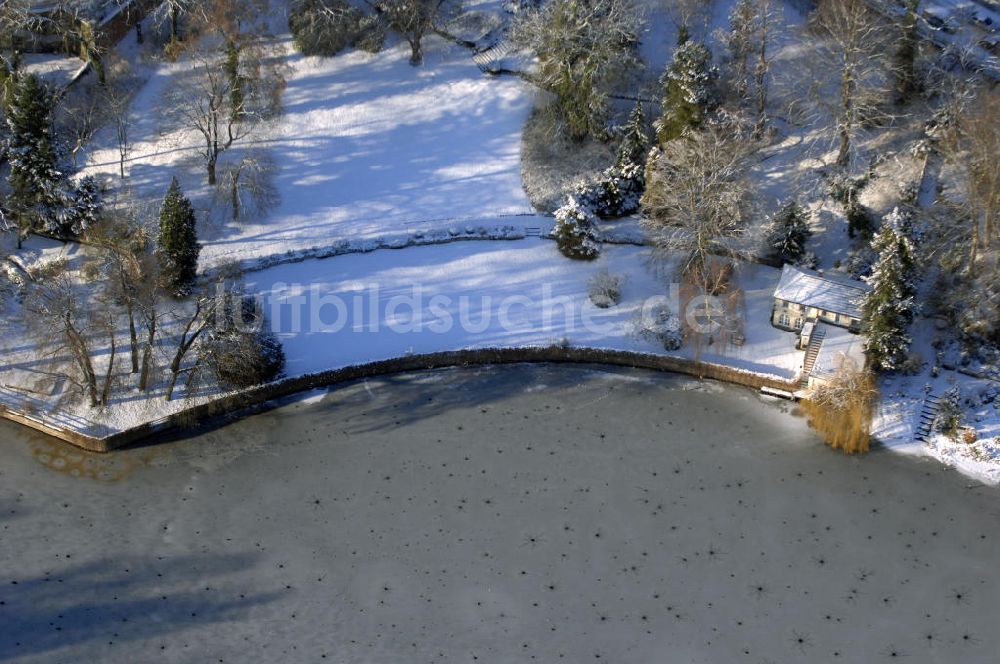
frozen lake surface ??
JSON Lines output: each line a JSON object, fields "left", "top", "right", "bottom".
{"left": 2, "top": 364, "right": 999, "bottom": 662}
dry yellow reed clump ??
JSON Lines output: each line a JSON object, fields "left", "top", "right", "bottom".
{"left": 802, "top": 358, "right": 879, "bottom": 454}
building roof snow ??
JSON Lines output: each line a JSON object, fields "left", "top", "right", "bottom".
{"left": 773, "top": 265, "right": 870, "bottom": 319}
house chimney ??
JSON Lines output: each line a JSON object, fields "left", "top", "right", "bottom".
{"left": 817, "top": 269, "right": 824, "bottom": 277}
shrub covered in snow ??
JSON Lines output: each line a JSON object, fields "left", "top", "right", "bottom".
{"left": 934, "top": 386, "right": 963, "bottom": 439}
{"left": 553, "top": 196, "right": 601, "bottom": 260}
{"left": 634, "top": 303, "right": 682, "bottom": 350}
{"left": 589, "top": 162, "right": 645, "bottom": 219}
{"left": 587, "top": 269, "right": 623, "bottom": 308}
{"left": 203, "top": 296, "right": 285, "bottom": 389}
{"left": 57, "top": 176, "right": 102, "bottom": 238}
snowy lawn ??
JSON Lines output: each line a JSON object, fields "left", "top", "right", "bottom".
{"left": 248, "top": 241, "right": 802, "bottom": 381}
{"left": 0, "top": 240, "right": 804, "bottom": 437}
{"left": 77, "top": 27, "right": 540, "bottom": 269}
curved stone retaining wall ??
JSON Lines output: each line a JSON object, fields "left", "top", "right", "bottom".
{"left": 0, "top": 347, "right": 800, "bottom": 453}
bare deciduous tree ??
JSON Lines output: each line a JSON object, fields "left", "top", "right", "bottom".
{"left": 26, "top": 262, "right": 118, "bottom": 407}
{"left": 154, "top": 0, "right": 204, "bottom": 44}
{"left": 165, "top": 293, "right": 215, "bottom": 401}
{"left": 88, "top": 209, "right": 164, "bottom": 385}
{"left": 56, "top": 87, "right": 105, "bottom": 168}
{"left": 641, "top": 115, "right": 759, "bottom": 293}
{"left": 945, "top": 89, "right": 1000, "bottom": 275}
{"left": 168, "top": 45, "right": 283, "bottom": 185}
{"left": 658, "top": 0, "right": 712, "bottom": 40}
{"left": 719, "top": 0, "right": 782, "bottom": 129}
{"left": 216, "top": 151, "right": 279, "bottom": 221}
{"left": 104, "top": 85, "right": 133, "bottom": 179}
{"left": 802, "top": 356, "right": 878, "bottom": 454}
{"left": 376, "top": 0, "right": 460, "bottom": 66}
{"left": 0, "top": 0, "right": 32, "bottom": 58}
{"left": 805, "top": 0, "right": 892, "bottom": 168}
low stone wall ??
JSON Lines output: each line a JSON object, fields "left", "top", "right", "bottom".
{"left": 0, "top": 347, "right": 800, "bottom": 453}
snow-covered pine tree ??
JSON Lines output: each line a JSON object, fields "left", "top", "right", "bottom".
{"left": 724, "top": 0, "right": 755, "bottom": 100}
{"left": 158, "top": 177, "right": 200, "bottom": 296}
{"left": 58, "top": 175, "right": 102, "bottom": 237}
{"left": 861, "top": 207, "right": 917, "bottom": 372}
{"left": 764, "top": 200, "right": 813, "bottom": 266}
{"left": 554, "top": 196, "right": 601, "bottom": 260}
{"left": 616, "top": 101, "right": 649, "bottom": 169}
{"left": 655, "top": 40, "right": 718, "bottom": 144}
{"left": 582, "top": 100, "right": 649, "bottom": 218}
{"left": 224, "top": 37, "right": 244, "bottom": 121}
{"left": 6, "top": 73, "right": 62, "bottom": 243}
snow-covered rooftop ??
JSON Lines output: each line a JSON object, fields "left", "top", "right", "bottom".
{"left": 773, "top": 264, "right": 870, "bottom": 318}
{"left": 811, "top": 324, "right": 867, "bottom": 380}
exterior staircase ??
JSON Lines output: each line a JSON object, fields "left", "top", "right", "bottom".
{"left": 798, "top": 325, "right": 827, "bottom": 388}
{"left": 473, "top": 40, "right": 511, "bottom": 74}
{"left": 914, "top": 394, "right": 941, "bottom": 443}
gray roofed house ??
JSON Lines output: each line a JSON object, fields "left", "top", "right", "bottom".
{"left": 771, "top": 264, "right": 870, "bottom": 335}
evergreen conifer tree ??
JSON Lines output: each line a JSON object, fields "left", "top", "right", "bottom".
{"left": 764, "top": 200, "right": 813, "bottom": 266}
{"left": 224, "top": 38, "right": 244, "bottom": 121}
{"left": 158, "top": 177, "right": 200, "bottom": 295}
{"left": 616, "top": 101, "right": 649, "bottom": 169}
{"left": 6, "top": 74, "right": 61, "bottom": 241}
{"left": 861, "top": 207, "right": 917, "bottom": 371}
{"left": 59, "top": 175, "right": 102, "bottom": 237}
{"left": 892, "top": 0, "right": 920, "bottom": 105}
{"left": 655, "top": 40, "right": 718, "bottom": 144}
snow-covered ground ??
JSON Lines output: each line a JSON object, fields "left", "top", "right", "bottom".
{"left": 21, "top": 54, "right": 89, "bottom": 89}
{"left": 873, "top": 313, "right": 1000, "bottom": 486}
{"left": 78, "top": 26, "right": 539, "bottom": 269}
{"left": 0, "top": 239, "right": 805, "bottom": 436}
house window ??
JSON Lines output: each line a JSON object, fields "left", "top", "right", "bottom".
{"left": 794, "top": 318, "right": 803, "bottom": 329}
{"left": 779, "top": 313, "right": 791, "bottom": 327}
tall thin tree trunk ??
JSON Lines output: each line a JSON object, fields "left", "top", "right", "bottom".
{"left": 128, "top": 304, "right": 139, "bottom": 373}
{"left": 231, "top": 175, "right": 240, "bottom": 220}
{"left": 139, "top": 310, "right": 156, "bottom": 391}
{"left": 409, "top": 37, "right": 423, "bottom": 66}
{"left": 66, "top": 319, "right": 99, "bottom": 407}
{"left": 755, "top": 5, "right": 768, "bottom": 124}
{"left": 969, "top": 220, "right": 980, "bottom": 278}
{"left": 100, "top": 333, "right": 116, "bottom": 406}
